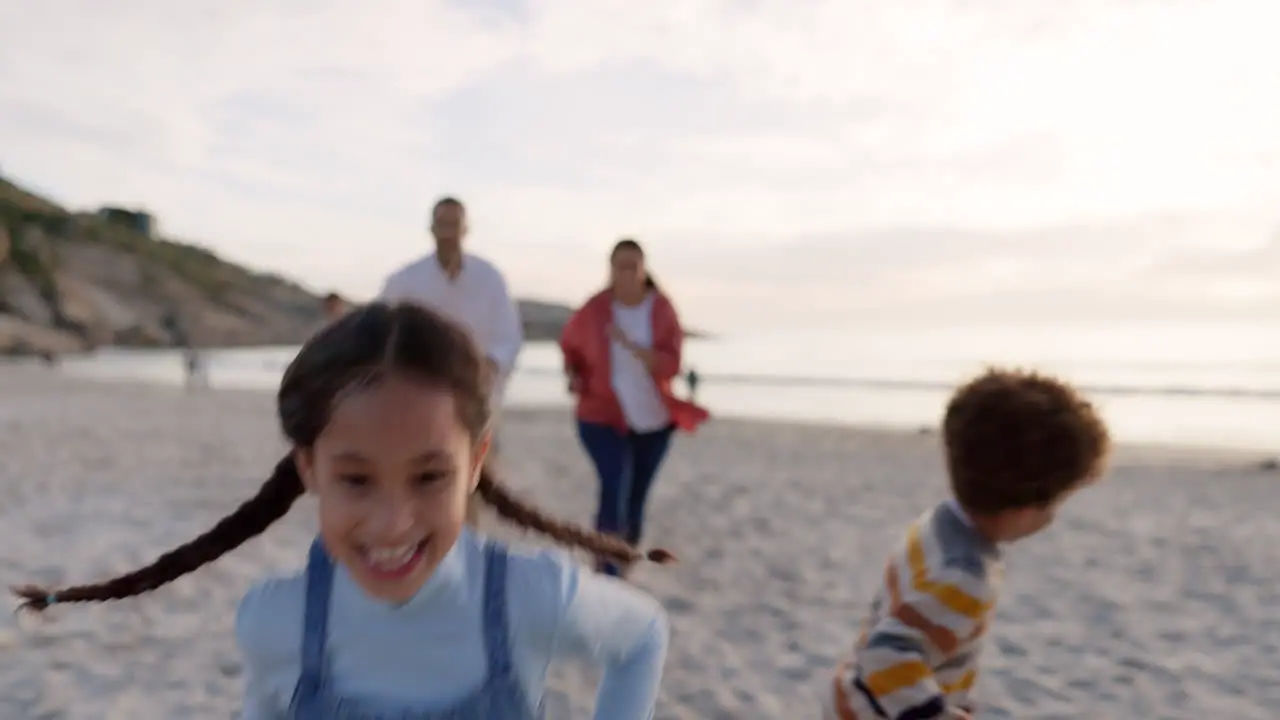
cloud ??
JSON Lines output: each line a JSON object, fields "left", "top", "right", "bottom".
{"left": 651, "top": 211, "right": 1280, "bottom": 327}
{"left": 1, "top": 0, "right": 1278, "bottom": 331}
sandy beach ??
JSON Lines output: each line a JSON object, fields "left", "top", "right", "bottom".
{"left": 0, "top": 365, "right": 1276, "bottom": 719}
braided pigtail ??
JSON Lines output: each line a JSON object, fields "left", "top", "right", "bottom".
{"left": 14, "top": 455, "right": 304, "bottom": 612}
{"left": 475, "top": 465, "right": 676, "bottom": 568}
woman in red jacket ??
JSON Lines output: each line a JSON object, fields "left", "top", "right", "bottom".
{"left": 560, "top": 239, "right": 709, "bottom": 576}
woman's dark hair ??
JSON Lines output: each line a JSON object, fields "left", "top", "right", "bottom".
{"left": 15, "top": 303, "right": 673, "bottom": 612}
{"left": 611, "top": 238, "right": 658, "bottom": 291}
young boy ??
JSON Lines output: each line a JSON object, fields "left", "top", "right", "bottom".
{"left": 824, "top": 368, "right": 1111, "bottom": 720}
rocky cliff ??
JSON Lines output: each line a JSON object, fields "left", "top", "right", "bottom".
{"left": 0, "top": 176, "right": 597, "bottom": 356}
{"left": 0, "top": 177, "right": 329, "bottom": 355}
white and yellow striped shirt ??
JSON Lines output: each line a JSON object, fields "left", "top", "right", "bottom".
{"left": 825, "top": 501, "right": 1003, "bottom": 719}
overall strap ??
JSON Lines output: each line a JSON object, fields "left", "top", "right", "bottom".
{"left": 481, "top": 542, "right": 516, "bottom": 679}
{"left": 291, "top": 538, "right": 335, "bottom": 712}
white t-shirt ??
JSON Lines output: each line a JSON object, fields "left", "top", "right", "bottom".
{"left": 610, "top": 295, "right": 670, "bottom": 433}
{"left": 378, "top": 253, "right": 523, "bottom": 409}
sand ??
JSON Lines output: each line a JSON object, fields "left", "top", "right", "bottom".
{"left": 0, "top": 364, "right": 1276, "bottom": 719}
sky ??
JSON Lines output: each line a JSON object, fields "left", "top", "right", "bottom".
{"left": 1, "top": 0, "right": 1278, "bottom": 334}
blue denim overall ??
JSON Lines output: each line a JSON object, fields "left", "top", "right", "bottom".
{"left": 288, "top": 540, "right": 541, "bottom": 719}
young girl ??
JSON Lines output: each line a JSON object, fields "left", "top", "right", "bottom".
{"left": 16, "top": 302, "right": 674, "bottom": 720}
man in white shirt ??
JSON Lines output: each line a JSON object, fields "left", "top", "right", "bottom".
{"left": 377, "top": 197, "right": 524, "bottom": 523}
{"left": 378, "top": 197, "right": 523, "bottom": 405}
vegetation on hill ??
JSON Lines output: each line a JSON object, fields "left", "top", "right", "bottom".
{"left": 0, "top": 176, "right": 323, "bottom": 355}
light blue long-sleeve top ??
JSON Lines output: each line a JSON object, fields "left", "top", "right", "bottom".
{"left": 235, "top": 529, "right": 668, "bottom": 719}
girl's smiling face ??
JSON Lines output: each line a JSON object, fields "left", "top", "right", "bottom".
{"left": 295, "top": 374, "right": 489, "bottom": 603}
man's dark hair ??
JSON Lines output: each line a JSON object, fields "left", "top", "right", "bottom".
{"left": 432, "top": 196, "right": 465, "bottom": 216}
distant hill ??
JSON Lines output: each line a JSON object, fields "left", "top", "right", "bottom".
{"left": 516, "top": 298, "right": 574, "bottom": 343}
{"left": 0, "top": 176, "right": 326, "bottom": 355}
{"left": 0, "top": 175, "right": 699, "bottom": 356}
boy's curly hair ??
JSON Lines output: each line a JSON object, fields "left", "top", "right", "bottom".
{"left": 943, "top": 367, "right": 1110, "bottom": 514}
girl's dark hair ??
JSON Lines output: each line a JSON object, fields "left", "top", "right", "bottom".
{"left": 611, "top": 238, "right": 658, "bottom": 291}
{"left": 15, "top": 303, "right": 673, "bottom": 612}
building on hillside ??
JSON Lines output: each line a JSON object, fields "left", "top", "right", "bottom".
{"left": 97, "top": 206, "right": 157, "bottom": 238}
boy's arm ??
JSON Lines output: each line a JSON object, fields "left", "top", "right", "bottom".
{"left": 847, "top": 563, "right": 994, "bottom": 720}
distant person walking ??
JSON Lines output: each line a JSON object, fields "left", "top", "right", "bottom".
{"left": 378, "top": 196, "right": 524, "bottom": 525}
{"left": 685, "top": 368, "right": 700, "bottom": 401}
{"left": 560, "top": 238, "right": 709, "bottom": 576}
{"left": 322, "top": 292, "right": 348, "bottom": 323}
{"left": 183, "top": 347, "right": 207, "bottom": 391}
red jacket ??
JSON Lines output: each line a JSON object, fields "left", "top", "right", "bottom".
{"left": 559, "top": 290, "right": 710, "bottom": 432}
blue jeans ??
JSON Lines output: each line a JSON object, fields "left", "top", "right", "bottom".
{"left": 576, "top": 420, "right": 675, "bottom": 575}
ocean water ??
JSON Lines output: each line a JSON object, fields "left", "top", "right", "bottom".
{"left": 49, "top": 319, "right": 1280, "bottom": 452}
